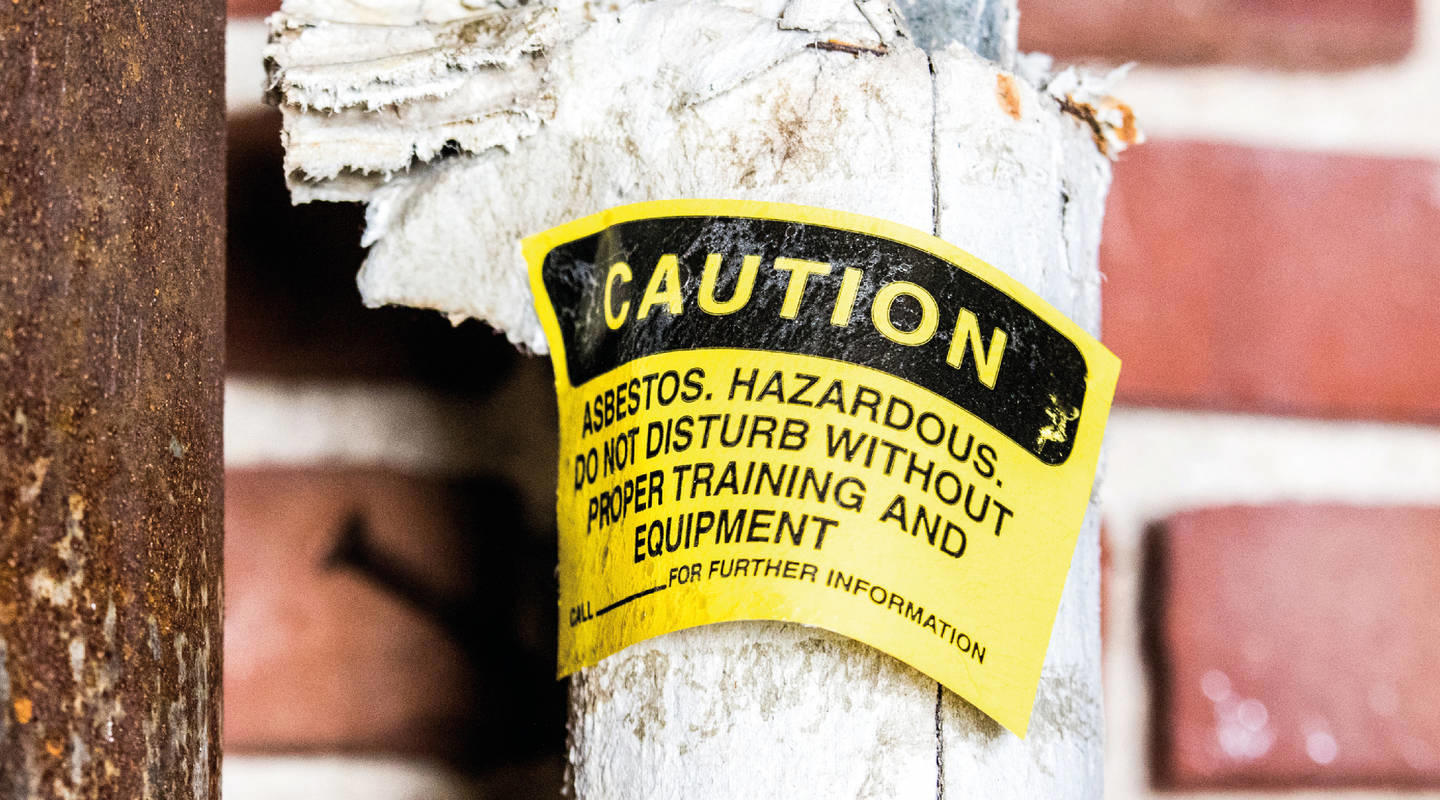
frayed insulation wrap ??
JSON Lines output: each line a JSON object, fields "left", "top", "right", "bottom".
{"left": 265, "top": 0, "right": 1129, "bottom": 353}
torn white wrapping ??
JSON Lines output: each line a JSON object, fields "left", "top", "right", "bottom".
{"left": 266, "top": 0, "right": 1129, "bottom": 351}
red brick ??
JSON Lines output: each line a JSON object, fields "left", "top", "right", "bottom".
{"left": 225, "top": 469, "right": 560, "bottom": 764}
{"left": 1020, "top": 0, "right": 1415, "bottom": 70}
{"left": 1101, "top": 141, "right": 1440, "bottom": 423}
{"left": 1150, "top": 505, "right": 1440, "bottom": 787}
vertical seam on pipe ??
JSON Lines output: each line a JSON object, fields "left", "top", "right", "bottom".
{"left": 934, "top": 683, "right": 946, "bottom": 799}
{"left": 928, "top": 53, "right": 942, "bottom": 237}
{"left": 927, "top": 49, "right": 946, "bottom": 800}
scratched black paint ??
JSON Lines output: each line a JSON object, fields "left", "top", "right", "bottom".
{"left": 541, "top": 216, "right": 1088, "bottom": 464}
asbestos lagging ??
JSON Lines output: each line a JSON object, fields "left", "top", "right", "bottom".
{"left": 266, "top": 0, "right": 931, "bottom": 350}
{"left": 266, "top": 0, "right": 1136, "bottom": 353}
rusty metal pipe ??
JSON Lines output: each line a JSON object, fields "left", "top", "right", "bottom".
{"left": 0, "top": 0, "right": 225, "bottom": 797}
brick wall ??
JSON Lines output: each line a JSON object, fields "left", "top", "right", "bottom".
{"left": 1086, "top": 0, "right": 1440, "bottom": 795}
{"left": 223, "top": 1, "right": 1440, "bottom": 796}
{"left": 223, "top": 107, "right": 565, "bottom": 796}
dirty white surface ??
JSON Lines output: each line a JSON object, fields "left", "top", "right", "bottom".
{"left": 266, "top": 0, "right": 1112, "bottom": 796}
{"left": 264, "top": 0, "right": 1128, "bottom": 350}
{"left": 268, "top": 0, "right": 932, "bottom": 351}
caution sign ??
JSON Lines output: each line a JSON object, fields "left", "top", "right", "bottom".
{"left": 526, "top": 200, "right": 1119, "bottom": 736}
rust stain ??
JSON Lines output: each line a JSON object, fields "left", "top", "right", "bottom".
{"left": 0, "top": 0, "right": 224, "bottom": 797}
{"left": 995, "top": 73, "right": 1022, "bottom": 120}
{"left": 806, "top": 39, "right": 889, "bottom": 57}
{"left": 1058, "top": 94, "right": 1141, "bottom": 157}
{"left": 1104, "top": 97, "right": 1140, "bottom": 147}
{"left": 1057, "top": 96, "right": 1107, "bottom": 154}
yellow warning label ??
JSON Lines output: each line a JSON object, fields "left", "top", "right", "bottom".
{"left": 526, "top": 199, "right": 1119, "bottom": 736}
